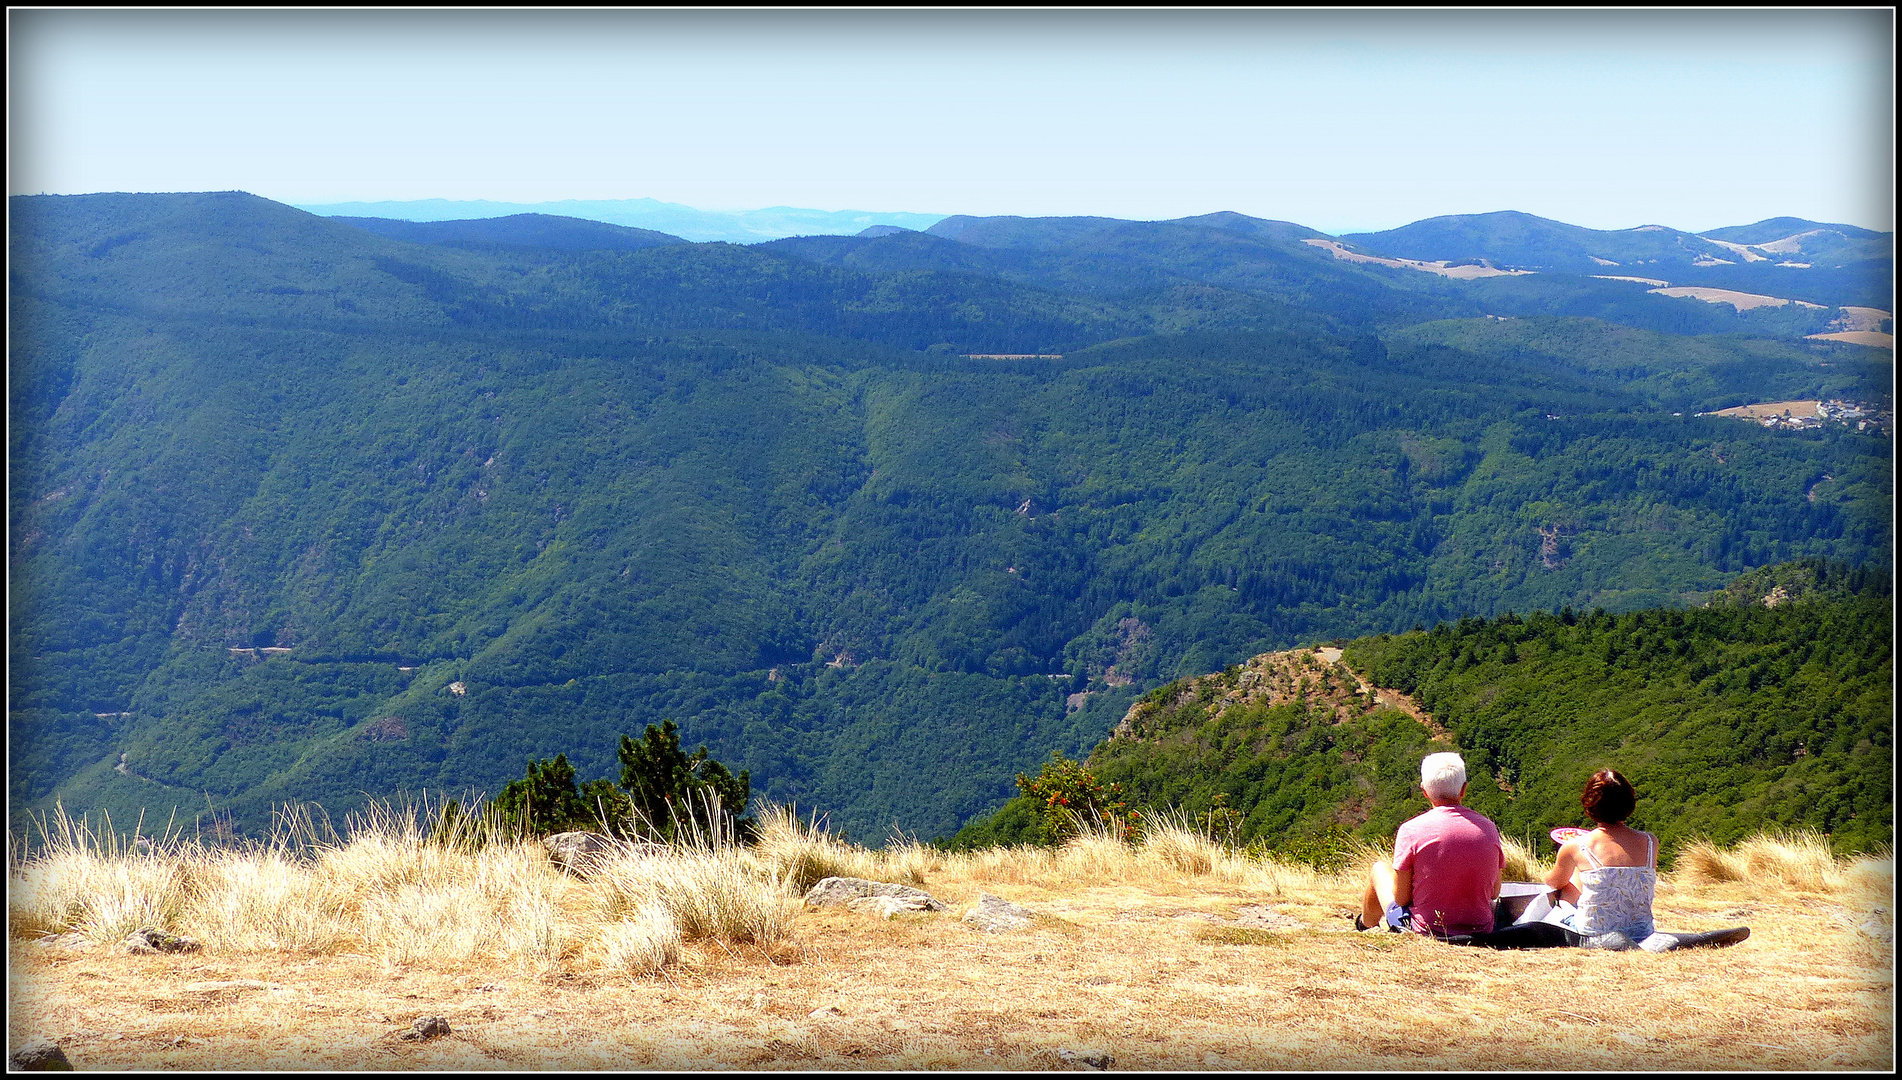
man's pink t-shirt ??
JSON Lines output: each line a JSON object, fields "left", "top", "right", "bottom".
{"left": 1393, "top": 804, "right": 1504, "bottom": 936}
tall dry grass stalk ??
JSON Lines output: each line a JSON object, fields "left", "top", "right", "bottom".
{"left": 1135, "top": 811, "right": 1216, "bottom": 875}
{"left": 8, "top": 805, "right": 196, "bottom": 944}
{"left": 937, "top": 815, "right": 1326, "bottom": 899}
{"left": 1840, "top": 855, "right": 1894, "bottom": 916}
{"left": 1500, "top": 835, "right": 1545, "bottom": 883}
{"left": 751, "top": 805, "right": 931, "bottom": 894}
{"left": 1675, "top": 829, "right": 1850, "bottom": 891}
{"left": 7, "top": 799, "right": 790, "bottom": 971}
{"left": 593, "top": 905, "right": 684, "bottom": 976}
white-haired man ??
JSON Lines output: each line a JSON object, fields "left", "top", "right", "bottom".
{"left": 1358, "top": 752, "right": 1505, "bottom": 937}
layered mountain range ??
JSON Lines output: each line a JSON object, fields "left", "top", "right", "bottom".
{"left": 9, "top": 192, "right": 1892, "bottom": 842}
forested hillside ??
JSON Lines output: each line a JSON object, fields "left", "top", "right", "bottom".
{"left": 952, "top": 561, "right": 1889, "bottom": 860}
{"left": 9, "top": 192, "right": 1893, "bottom": 843}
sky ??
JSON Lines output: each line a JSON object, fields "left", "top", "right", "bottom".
{"left": 8, "top": 9, "right": 1894, "bottom": 234}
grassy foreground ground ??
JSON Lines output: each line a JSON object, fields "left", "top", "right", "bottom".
{"left": 7, "top": 808, "right": 1894, "bottom": 1071}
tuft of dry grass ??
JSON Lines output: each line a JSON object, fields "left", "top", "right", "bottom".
{"left": 1137, "top": 812, "right": 1219, "bottom": 876}
{"left": 8, "top": 800, "right": 789, "bottom": 972}
{"left": 1500, "top": 834, "right": 1545, "bottom": 883}
{"left": 7, "top": 807, "right": 196, "bottom": 944}
{"left": 1675, "top": 829, "right": 1847, "bottom": 891}
{"left": 751, "top": 805, "right": 932, "bottom": 894}
{"left": 592, "top": 847, "right": 791, "bottom": 945}
{"left": 592, "top": 906, "right": 684, "bottom": 977}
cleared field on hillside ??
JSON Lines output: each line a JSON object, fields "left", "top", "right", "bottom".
{"left": 1649, "top": 286, "right": 1828, "bottom": 311}
{"left": 1806, "top": 331, "right": 1895, "bottom": 350}
{"left": 1711, "top": 400, "right": 1823, "bottom": 419}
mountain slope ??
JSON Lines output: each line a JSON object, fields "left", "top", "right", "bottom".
{"left": 951, "top": 561, "right": 1890, "bottom": 858}
{"left": 1339, "top": 211, "right": 1892, "bottom": 312}
{"left": 9, "top": 192, "right": 1895, "bottom": 843}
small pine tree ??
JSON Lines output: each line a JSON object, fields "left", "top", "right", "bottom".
{"left": 615, "top": 719, "right": 752, "bottom": 842}
{"left": 488, "top": 753, "right": 597, "bottom": 838}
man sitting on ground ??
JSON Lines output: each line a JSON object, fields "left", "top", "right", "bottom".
{"left": 1358, "top": 752, "right": 1505, "bottom": 936}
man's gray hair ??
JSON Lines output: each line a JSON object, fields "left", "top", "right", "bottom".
{"left": 1420, "top": 752, "right": 1468, "bottom": 800}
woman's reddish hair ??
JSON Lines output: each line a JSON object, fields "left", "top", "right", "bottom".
{"left": 1581, "top": 768, "right": 1636, "bottom": 824}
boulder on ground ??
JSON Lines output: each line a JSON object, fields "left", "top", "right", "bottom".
{"left": 846, "top": 895, "right": 940, "bottom": 919}
{"left": 803, "top": 876, "right": 946, "bottom": 912}
{"left": 9, "top": 1042, "right": 73, "bottom": 1071}
{"left": 1056, "top": 1047, "right": 1114, "bottom": 1070}
{"left": 33, "top": 934, "right": 90, "bottom": 952}
{"left": 399, "top": 1016, "right": 451, "bottom": 1041}
{"left": 123, "top": 928, "right": 201, "bottom": 955}
{"left": 963, "top": 893, "right": 1033, "bottom": 933}
{"left": 542, "top": 831, "right": 662, "bottom": 873}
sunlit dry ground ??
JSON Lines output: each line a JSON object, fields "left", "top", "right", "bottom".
{"left": 10, "top": 863, "right": 1892, "bottom": 1071}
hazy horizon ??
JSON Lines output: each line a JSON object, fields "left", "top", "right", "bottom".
{"left": 9, "top": 10, "right": 1893, "bottom": 235}
{"left": 17, "top": 190, "right": 1889, "bottom": 247}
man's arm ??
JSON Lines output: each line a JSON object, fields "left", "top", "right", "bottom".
{"left": 1392, "top": 864, "right": 1412, "bottom": 907}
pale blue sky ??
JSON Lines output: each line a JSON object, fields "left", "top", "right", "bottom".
{"left": 9, "top": 9, "right": 1893, "bottom": 233}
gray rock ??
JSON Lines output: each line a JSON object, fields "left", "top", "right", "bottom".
{"left": 963, "top": 893, "right": 1034, "bottom": 933}
{"left": 1057, "top": 1047, "right": 1114, "bottom": 1069}
{"left": 9, "top": 1042, "right": 73, "bottom": 1071}
{"left": 33, "top": 933, "right": 90, "bottom": 952}
{"left": 399, "top": 1016, "right": 451, "bottom": 1041}
{"left": 123, "top": 927, "right": 201, "bottom": 955}
{"left": 542, "top": 831, "right": 662, "bottom": 873}
{"left": 846, "top": 895, "right": 940, "bottom": 919}
{"left": 808, "top": 1005, "right": 844, "bottom": 1019}
{"left": 802, "top": 877, "right": 946, "bottom": 912}
{"left": 543, "top": 831, "right": 618, "bottom": 872}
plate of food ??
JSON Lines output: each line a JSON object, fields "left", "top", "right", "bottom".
{"left": 1549, "top": 826, "right": 1590, "bottom": 845}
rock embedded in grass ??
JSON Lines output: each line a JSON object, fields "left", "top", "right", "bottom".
{"left": 32, "top": 934, "right": 90, "bottom": 952}
{"left": 544, "top": 831, "right": 663, "bottom": 874}
{"left": 400, "top": 1016, "right": 451, "bottom": 1041}
{"left": 8, "top": 1042, "right": 73, "bottom": 1071}
{"left": 963, "top": 893, "right": 1033, "bottom": 933}
{"left": 846, "top": 895, "right": 941, "bottom": 919}
{"left": 803, "top": 876, "right": 946, "bottom": 912}
{"left": 1056, "top": 1047, "right": 1114, "bottom": 1069}
{"left": 122, "top": 928, "right": 201, "bottom": 955}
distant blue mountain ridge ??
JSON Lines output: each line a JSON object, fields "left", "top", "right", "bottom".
{"left": 291, "top": 197, "right": 948, "bottom": 244}
{"left": 293, "top": 200, "right": 1890, "bottom": 276}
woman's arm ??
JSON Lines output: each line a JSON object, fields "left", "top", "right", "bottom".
{"left": 1544, "top": 842, "right": 1580, "bottom": 904}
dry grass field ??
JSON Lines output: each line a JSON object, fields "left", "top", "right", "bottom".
{"left": 1299, "top": 238, "right": 1534, "bottom": 280}
{"left": 1804, "top": 331, "right": 1895, "bottom": 350}
{"left": 1711, "top": 400, "right": 1823, "bottom": 420}
{"left": 7, "top": 807, "right": 1893, "bottom": 1071}
{"left": 1647, "top": 286, "right": 1828, "bottom": 312}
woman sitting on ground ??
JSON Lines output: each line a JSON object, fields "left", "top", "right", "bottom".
{"left": 1544, "top": 768, "right": 1667, "bottom": 951}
